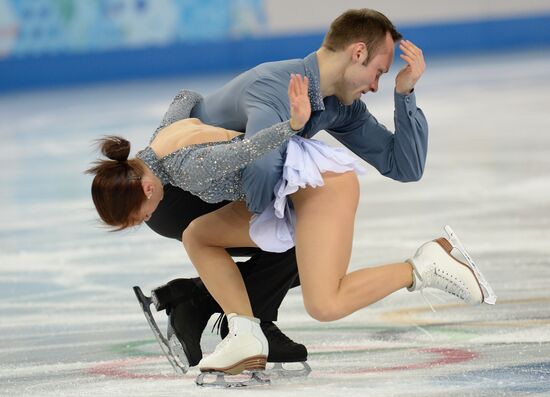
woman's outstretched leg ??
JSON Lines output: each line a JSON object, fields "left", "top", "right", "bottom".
{"left": 291, "top": 171, "right": 414, "bottom": 321}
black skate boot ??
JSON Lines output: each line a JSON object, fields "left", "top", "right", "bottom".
{"left": 219, "top": 317, "right": 311, "bottom": 378}
{"left": 150, "top": 278, "right": 204, "bottom": 312}
{"left": 134, "top": 278, "right": 219, "bottom": 373}
{"left": 261, "top": 322, "right": 307, "bottom": 363}
{"left": 166, "top": 288, "right": 218, "bottom": 367}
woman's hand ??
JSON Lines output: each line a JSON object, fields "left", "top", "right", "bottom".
{"left": 288, "top": 74, "right": 311, "bottom": 131}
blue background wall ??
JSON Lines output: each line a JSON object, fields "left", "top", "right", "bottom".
{"left": 1, "top": 0, "right": 549, "bottom": 92}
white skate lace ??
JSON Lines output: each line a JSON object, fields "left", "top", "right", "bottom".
{"left": 212, "top": 326, "right": 234, "bottom": 353}
{"left": 420, "top": 290, "right": 436, "bottom": 313}
{"left": 423, "top": 264, "right": 471, "bottom": 302}
{"left": 419, "top": 289, "right": 449, "bottom": 313}
{"left": 211, "top": 313, "right": 226, "bottom": 335}
{"left": 412, "top": 266, "right": 443, "bottom": 312}
{"left": 207, "top": 314, "right": 237, "bottom": 355}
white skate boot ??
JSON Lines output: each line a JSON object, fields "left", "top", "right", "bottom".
{"left": 196, "top": 313, "right": 269, "bottom": 387}
{"left": 407, "top": 225, "right": 497, "bottom": 305}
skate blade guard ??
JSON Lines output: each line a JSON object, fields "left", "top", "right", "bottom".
{"left": 133, "top": 286, "right": 189, "bottom": 374}
{"left": 443, "top": 225, "right": 497, "bottom": 305}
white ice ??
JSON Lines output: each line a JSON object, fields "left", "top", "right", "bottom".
{"left": 1, "top": 49, "right": 550, "bottom": 397}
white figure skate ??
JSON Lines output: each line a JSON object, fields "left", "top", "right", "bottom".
{"left": 215, "top": 315, "right": 312, "bottom": 379}
{"left": 196, "top": 313, "right": 270, "bottom": 388}
{"left": 407, "top": 225, "right": 497, "bottom": 305}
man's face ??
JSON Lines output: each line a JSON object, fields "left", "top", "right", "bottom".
{"left": 337, "top": 32, "right": 395, "bottom": 105}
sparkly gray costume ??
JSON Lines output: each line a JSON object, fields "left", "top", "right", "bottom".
{"left": 136, "top": 90, "right": 299, "bottom": 203}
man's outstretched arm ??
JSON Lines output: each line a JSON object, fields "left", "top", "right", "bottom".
{"left": 327, "top": 93, "right": 428, "bottom": 181}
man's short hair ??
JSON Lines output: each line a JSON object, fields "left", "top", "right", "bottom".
{"left": 323, "top": 9, "right": 403, "bottom": 63}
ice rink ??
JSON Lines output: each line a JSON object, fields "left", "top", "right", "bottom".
{"left": 1, "top": 49, "right": 549, "bottom": 396}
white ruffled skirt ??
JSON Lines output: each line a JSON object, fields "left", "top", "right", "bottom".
{"left": 249, "top": 135, "right": 365, "bottom": 252}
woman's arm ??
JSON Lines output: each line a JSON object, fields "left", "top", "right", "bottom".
{"left": 172, "top": 120, "right": 297, "bottom": 192}
{"left": 149, "top": 90, "right": 203, "bottom": 143}
{"left": 172, "top": 75, "right": 311, "bottom": 192}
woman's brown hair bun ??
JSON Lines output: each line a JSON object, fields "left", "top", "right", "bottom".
{"left": 99, "top": 136, "right": 131, "bottom": 162}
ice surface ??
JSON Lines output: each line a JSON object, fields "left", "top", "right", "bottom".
{"left": 1, "top": 49, "right": 549, "bottom": 396}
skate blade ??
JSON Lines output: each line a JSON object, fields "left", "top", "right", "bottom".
{"left": 443, "top": 226, "right": 497, "bottom": 305}
{"left": 167, "top": 330, "right": 191, "bottom": 372}
{"left": 196, "top": 371, "right": 270, "bottom": 388}
{"left": 264, "top": 362, "right": 312, "bottom": 378}
{"left": 132, "top": 286, "right": 189, "bottom": 374}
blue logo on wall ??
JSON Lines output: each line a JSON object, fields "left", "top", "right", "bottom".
{"left": 0, "top": 0, "right": 267, "bottom": 59}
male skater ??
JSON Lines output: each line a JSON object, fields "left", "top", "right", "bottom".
{"left": 139, "top": 8, "right": 428, "bottom": 377}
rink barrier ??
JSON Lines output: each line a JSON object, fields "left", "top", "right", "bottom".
{"left": 1, "top": 13, "right": 550, "bottom": 92}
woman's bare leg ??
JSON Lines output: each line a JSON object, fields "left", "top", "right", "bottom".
{"left": 184, "top": 171, "right": 414, "bottom": 322}
{"left": 182, "top": 201, "right": 257, "bottom": 316}
{"left": 291, "top": 171, "right": 414, "bottom": 321}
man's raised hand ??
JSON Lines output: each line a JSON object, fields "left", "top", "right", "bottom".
{"left": 395, "top": 39, "right": 426, "bottom": 95}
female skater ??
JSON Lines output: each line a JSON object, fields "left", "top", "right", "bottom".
{"left": 87, "top": 75, "right": 495, "bottom": 377}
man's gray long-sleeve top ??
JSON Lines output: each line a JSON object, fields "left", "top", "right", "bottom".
{"left": 191, "top": 52, "right": 429, "bottom": 214}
